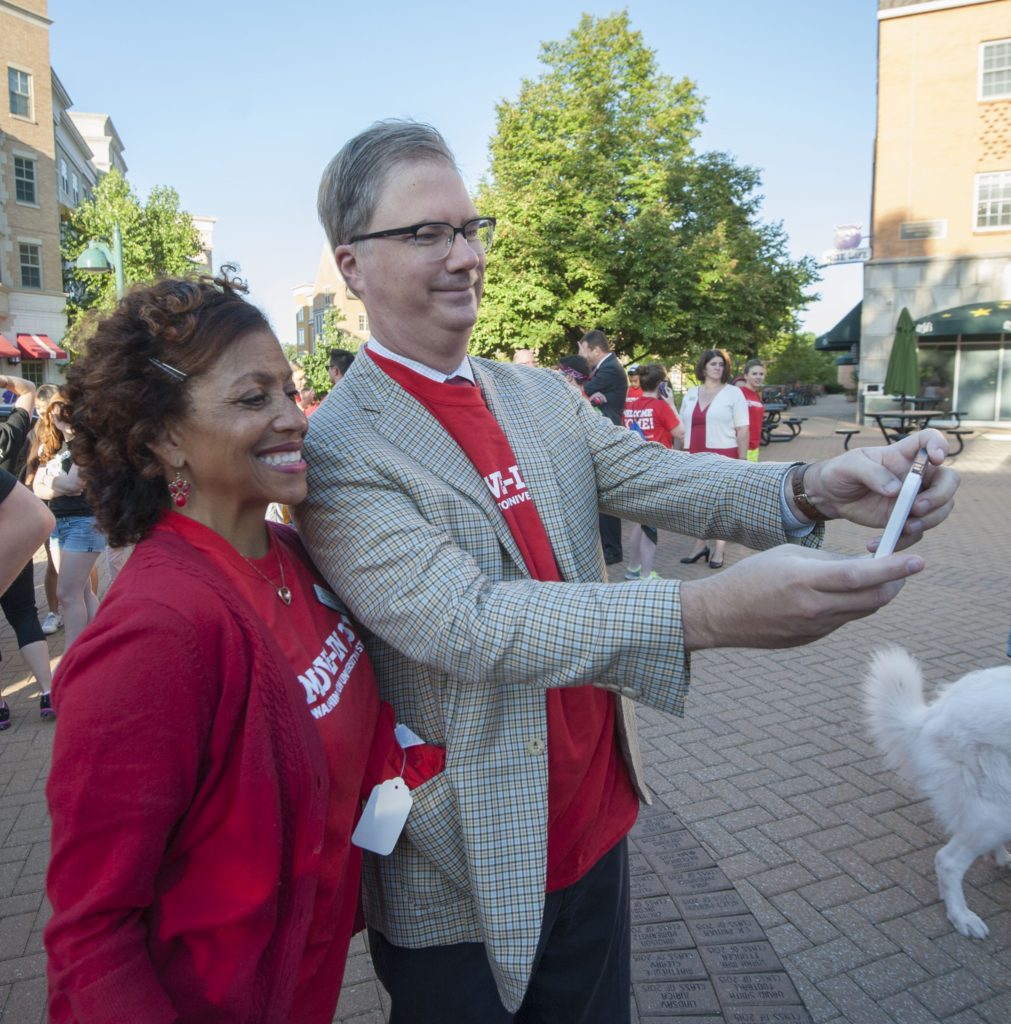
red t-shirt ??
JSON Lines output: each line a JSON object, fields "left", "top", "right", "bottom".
{"left": 626, "top": 386, "right": 643, "bottom": 400}
{"left": 622, "top": 395, "right": 679, "bottom": 447}
{"left": 369, "top": 350, "right": 638, "bottom": 890}
{"left": 738, "top": 385, "right": 764, "bottom": 451}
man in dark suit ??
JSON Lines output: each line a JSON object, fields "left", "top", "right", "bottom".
{"left": 578, "top": 330, "right": 628, "bottom": 564}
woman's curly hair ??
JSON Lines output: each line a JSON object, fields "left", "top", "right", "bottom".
{"left": 65, "top": 269, "right": 270, "bottom": 547}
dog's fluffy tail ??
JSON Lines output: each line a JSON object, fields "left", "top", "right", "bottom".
{"left": 863, "top": 648, "right": 928, "bottom": 780}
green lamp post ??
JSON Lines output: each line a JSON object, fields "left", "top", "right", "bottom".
{"left": 75, "top": 221, "right": 125, "bottom": 299}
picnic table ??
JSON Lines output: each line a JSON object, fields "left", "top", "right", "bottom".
{"left": 760, "top": 403, "right": 805, "bottom": 445}
{"left": 867, "top": 410, "right": 974, "bottom": 454}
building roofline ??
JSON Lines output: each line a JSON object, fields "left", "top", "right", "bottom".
{"left": 0, "top": 0, "right": 51, "bottom": 28}
{"left": 879, "top": 0, "right": 1004, "bottom": 20}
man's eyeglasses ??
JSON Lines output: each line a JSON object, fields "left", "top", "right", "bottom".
{"left": 348, "top": 217, "right": 495, "bottom": 262}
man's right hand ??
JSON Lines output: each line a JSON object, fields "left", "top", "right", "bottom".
{"left": 680, "top": 545, "right": 925, "bottom": 652}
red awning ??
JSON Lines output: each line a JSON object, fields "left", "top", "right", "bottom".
{"left": 0, "top": 334, "right": 19, "bottom": 360}
{"left": 16, "top": 333, "right": 68, "bottom": 360}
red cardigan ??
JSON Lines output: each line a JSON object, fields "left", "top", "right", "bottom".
{"left": 45, "top": 525, "right": 361, "bottom": 1023}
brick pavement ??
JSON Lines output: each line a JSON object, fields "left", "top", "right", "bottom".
{"left": 1, "top": 395, "right": 1008, "bottom": 1022}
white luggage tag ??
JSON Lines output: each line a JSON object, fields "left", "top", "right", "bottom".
{"left": 352, "top": 776, "right": 413, "bottom": 855}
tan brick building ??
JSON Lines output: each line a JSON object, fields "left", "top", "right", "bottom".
{"left": 292, "top": 243, "right": 370, "bottom": 355}
{"left": 863, "top": 0, "right": 1011, "bottom": 423}
{"left": 0, "top": 0, "right": 68, "bottom": 381}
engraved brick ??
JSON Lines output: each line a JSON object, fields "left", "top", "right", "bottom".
{"left": 631, "top": 949, "right": 707, "bottom": 982}
{"left": 635, "top": 980, "right": 721, "bottom": 1016}
{"left": 676, "top": 891, "right": 750, "bottom": 919}
{"left": 724, "top": 1007, "right": 814, "bottom": 1024}
{"left": 630, "top": 872, "right": 667, "bottom": 899}
{"left": 686, "top": 914, "right": 766, "bottom": 945}
{"left": 698, "top": 941, "right": 782, "bottom": 974}
{"left": 635, "top": 830, "right": 698, "bottom": 855}
{"left": 631, "top": 812, "right": 685, "bottom": 837}
{"left": 712, "top": 971, "right": 800, "bottom": 1006}
{"left": 631, "top": 895, "right": 680, "bottom": 925}
{"left": 659, "top": 866, "right": 733, "bottom": 895}
{"left": 631, "top": 920, "right": 694, "bottom": 952}
{"left": 646, "top": 846, "right": 715, "bottom": 873}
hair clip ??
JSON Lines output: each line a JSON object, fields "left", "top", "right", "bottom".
{"left": 149, "top": 358, "right": 188, "bottom": 382}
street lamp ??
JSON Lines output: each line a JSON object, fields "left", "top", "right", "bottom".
{"left": 75, "top": 221, "right": 125, "bottom": 299}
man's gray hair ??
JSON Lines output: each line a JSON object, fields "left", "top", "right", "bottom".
{"left": 317, "top": 120, "right": 458, "bottom": 250}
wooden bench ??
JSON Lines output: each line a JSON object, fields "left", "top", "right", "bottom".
{"left": 946, "top": 428, "right": 974, "bottom": 455}
{"left": 835, "top": 428, "right": 861, "bottom": 450}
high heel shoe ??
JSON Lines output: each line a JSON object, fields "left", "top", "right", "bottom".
{"left": 707, "top": 557, "right": 724, "bottom": 569}
{"left": 680, "top": 547, "right": 710, "bottom": 564}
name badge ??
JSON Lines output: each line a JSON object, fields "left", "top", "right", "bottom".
{"left": 313, "top": 584, "right": 346, "bottom": 614}
{"left": 352, "top": 777, "right": 413, "bottom": 855}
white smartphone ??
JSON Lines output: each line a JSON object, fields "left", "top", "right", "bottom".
{"left": 873, "top": 448, "right": 929, "bottom": 558}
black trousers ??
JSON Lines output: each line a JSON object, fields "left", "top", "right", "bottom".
{"left": 0, "top": 559, "right": 44, "bottom": 649}
{"left": 598, "top": 513, "right": 623, "bottom": 564}
{"left": 369, "top": 837, "right": 631, "bottom": 1024}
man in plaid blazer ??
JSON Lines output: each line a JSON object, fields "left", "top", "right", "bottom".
{"left": 298, "top": 121, "right": 958, "bottom": 1023}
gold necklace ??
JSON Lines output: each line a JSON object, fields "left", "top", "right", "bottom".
{"left": 242, "top": 542, "right": 292, "bottom": 605}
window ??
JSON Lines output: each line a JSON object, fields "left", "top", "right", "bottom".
{"left": 296, "top": 307, "right": 304, "bottom": 323}
{"left": 72, "top": 173, "right": 79, "bottom": 205}
{"left": 14, "top": 156, "right": 37, "bottom": 204}
{"left": 8, "top": 67, "right": 31, "bottom": 118}
{"left": 20, "top": 361, "right": 44, "bottom": 386}
{"left": 981, "top": 39, "right": 1011, "bottom": 99}
{"left": 358, "top": 314, "right": 369, "bottom": 332}
{"left": 297, "top": 327, "right": 305, "bottom": 347}
{"left": 59, "top": 158, "right": 68, "bottom": 194}
{"left": 975, "top": 172, "right": 1011, "bottom": 229}
{"left": 19, "top": 243, "right": 42, "bottom": 289}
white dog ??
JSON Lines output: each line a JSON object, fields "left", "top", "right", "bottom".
{"left": 863, "top": 648, "right": 1011, "bottom": 939}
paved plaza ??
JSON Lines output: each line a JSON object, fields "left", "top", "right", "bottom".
{"left": 0, "top": 394, "right": 1007, "bottom": 1022}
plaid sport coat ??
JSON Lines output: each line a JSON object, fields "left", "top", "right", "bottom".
{"left": 297, "top": 352, "right": 812, "bottom": 1011}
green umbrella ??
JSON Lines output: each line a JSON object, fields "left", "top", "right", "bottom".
{"left": 884, "top": 307, "right": 919, "bottom": 409}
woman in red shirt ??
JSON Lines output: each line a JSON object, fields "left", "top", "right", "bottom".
{"left": 621, "top": 363, "right": 683, "bottom": 580}
{"left": 45, "top": 274, "right": 438, "bottom": 1024}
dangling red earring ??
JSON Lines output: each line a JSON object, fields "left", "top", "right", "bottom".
{"left": 168, "top": 470, "right": 191, "bottom": 508}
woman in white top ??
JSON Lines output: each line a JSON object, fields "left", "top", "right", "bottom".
{"left": 677, "top": 348, "right": 749, "bottom": 568}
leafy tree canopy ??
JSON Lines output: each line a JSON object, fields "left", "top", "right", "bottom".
{"left": 298, "top": 308, "right": 363, "bottom": 396}
{"left": 470, "top": 11, "right": 819, "bottom": 368}
{"left": 62, "top": 170, "right": 203, "bottom": 331}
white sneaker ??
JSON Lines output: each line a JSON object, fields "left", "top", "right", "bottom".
{"left": 41, "top": 612, "right": 62, "bottom": 635}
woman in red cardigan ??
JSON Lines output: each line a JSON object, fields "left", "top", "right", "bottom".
{"left": 44, "top": 273, "right": 440, "bottom": 1024}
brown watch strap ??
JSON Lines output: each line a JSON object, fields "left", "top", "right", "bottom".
{"left": 790, "top": 463, "right": 827, "bottom": 522}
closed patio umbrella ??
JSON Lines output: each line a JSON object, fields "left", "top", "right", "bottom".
{"left": 884, "top": 307, "right": 919, "bottom": 410}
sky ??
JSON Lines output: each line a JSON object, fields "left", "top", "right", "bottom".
{"left": 49, "top": 0, "right": 877, "bottom": 348}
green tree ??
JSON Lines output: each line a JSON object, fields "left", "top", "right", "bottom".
{"left": 471, "top": 12, "right": 818, "bottom": 367}
{"left": 62, "top": 169, "right": 203, "bottom": 329}
{"left": 758, "top": 331, "right": 836, "bottom": 388}
{"left": 299, "top": 308, "right": 363, "bottom": 396}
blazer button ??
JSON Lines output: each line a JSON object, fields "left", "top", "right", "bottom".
{"left": 527, "top": 737, "right": 545, "bottom": 755}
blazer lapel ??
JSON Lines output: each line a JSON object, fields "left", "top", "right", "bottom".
{"left": 350, "top": 355, "right": 528, "bottom": 572}
{"left": 474, "top": 365, "right": 585, "bottom": 582}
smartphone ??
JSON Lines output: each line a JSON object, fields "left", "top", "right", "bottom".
{"left": 873, "top": 448, "right": 929, "bottom": 558}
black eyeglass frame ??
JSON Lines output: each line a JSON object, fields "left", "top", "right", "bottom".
{"left": 348, "top": 216, "right": 496, "bottom": 254}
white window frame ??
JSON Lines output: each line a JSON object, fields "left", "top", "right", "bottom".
{"left": 13, "top": 154, "right": 38, "bottom": 205}
{"left": 59, "top": 158, "right": 68, "bottom": 195}
{"left": 72, "top": 172, "right": 79, "bottom": 205}
{"left": 18, "top": 241, "right": 43, "bottom": 289}
{"left": 974, "top": 171, "right": 1011, "bottom": 231}
{"left": 358, "top": 314, "right": 369, "bottom": 332}
{"left": 7, "top": 66, "right": 32, "bottom": 120}
{"left": 979, "top": 38, "right": 1011, "bottom": 101}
